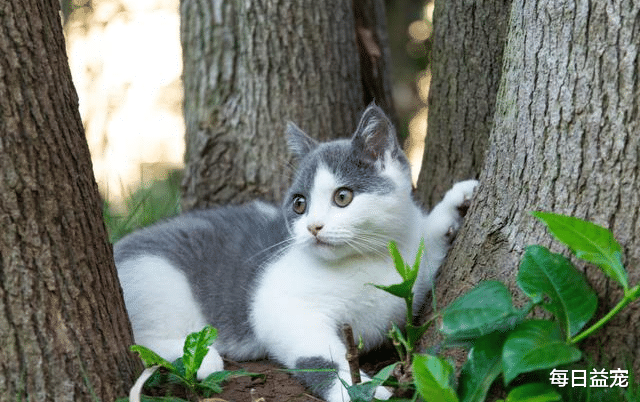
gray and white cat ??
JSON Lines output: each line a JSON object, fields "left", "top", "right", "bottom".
{"left": 115, "top": 104, "right": 477, "bottom": 402}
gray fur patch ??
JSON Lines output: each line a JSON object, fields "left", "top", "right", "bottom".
{"left": 293, "top": 357, "right": 340, "bottom": 400}
{"left": 114, "top": 201, "right": 289, "bottom": 348}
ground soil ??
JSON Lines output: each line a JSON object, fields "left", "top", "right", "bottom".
{"left": 204, "top": 345, "right": 400, "bottom": 402}
{"left": 210, "top": 359, "right": 322, "bottom": 402}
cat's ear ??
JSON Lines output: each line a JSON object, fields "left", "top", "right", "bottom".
{"left": 352, "top": 103, "right": 401, "bottom": 163}
{"left": 286, "top": 122, "right": 318, "bottom": 159}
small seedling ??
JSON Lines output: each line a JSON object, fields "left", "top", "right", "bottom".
{"left": 122, "top": 325, "right": 261, "bottom": 402}
{"left": 374, "top": 239, "right": 434, "bottom": 365}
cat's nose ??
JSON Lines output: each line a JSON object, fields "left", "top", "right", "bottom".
{"left": 307, "top": 223, "right": 324, "bottom": 236}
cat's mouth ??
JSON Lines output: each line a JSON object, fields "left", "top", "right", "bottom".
{"left": 311, "top": 234, "right": 348, "bottom": 250}
{"left": 313, "top": 237, "right": 335, "bottom": 248}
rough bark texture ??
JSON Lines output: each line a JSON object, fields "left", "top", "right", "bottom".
{"left": 416, "top": 0, "right": 512, "bottom": 208}
{"left": 353, "top": 0, "right": 397, "bottom": 125}
{"left": 180, "top": 0, "right": 395, "bottom": 210}
{"left": 0, "top": 0, "right": 140, "bottom": 400}
{"left": 429, "top": 0, "right": 640, "bottom": 373}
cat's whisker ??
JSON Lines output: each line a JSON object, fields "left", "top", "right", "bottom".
{"left": 247, "top": 236, "right": 295, "bottom": 263}
{"left": 345, "top": 235, "right": 389, "bottom": 259}
{"left": 353, "top": 230, "right": 391, "bottom": 247}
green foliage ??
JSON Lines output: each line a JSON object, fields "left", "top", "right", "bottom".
{"left": 130, "top": 345, "right": 177, "bottom": 371}
{"left": 182, "top": 326, "right": 218, "bottom": 381}
{"left": 340, "top": 363, "right": 398, "bottom": 402}
{"left": 368, "top": 212, "right": 639, "bottom": 402}
{"left": 531, "top": 211, "right": 628, "bottom": 291}
{"left": 459, "top": 332, "right": 505, "bottom": 402}
{"left": 500, "top": 383, "right": 561, "bottom": 402}
{"left": 412, "top": 354, "right": 459, "bottom": 402}
{"left": 375, "top": 240, "right": 432, "bottom": 361}
{"left": 501, "top": 320, "right": 581, "bottom": 384}
{"left": 517, "top": 245, "right": 598, "bottom": 337}
{"left": 103, "top": 172, "right": 182, "bottom": 243}
{"left": 441, "top": 281, "right": 528, "bottom": 342}
{"left": 125, "top": 325, "right": 260, "bottom": 402}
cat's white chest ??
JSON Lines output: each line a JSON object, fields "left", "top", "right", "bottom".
{"left": 250, "top": 247, "right": 406, "bottom": 358}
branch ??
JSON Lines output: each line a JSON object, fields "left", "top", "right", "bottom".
{"left": 342, "top": 324, "right": 361, "bottom": 384}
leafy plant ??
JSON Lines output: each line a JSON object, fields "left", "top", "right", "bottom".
{"left": 121, "top": 325, "right": 261, "bottom": 402}
{"left": 434, "top": 212, "right": 638, "bottom": 402}
{"left": 374, "top": 240, "right": 434, "bottom": 365}
{"left": 366, "top": 212, "right": 639, "bottom": 402}
{"left": 339, "top": 363, "right": 400, "bottom": 402}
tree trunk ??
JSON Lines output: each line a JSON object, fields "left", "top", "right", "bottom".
{"left": 416, "top": 0, "right": 512, "bottom": 208}
{"left": 428, "top": 0, "right": 640, "bottom": 373}
{"left": 180, "top": 0, "right": 396, "bottom": 210}
{"left": 0, "top": 0, "right": 140, "bottom": 400}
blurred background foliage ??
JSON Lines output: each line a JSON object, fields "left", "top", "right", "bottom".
{"left": 60, "top": 0, "right": 435, "bottom": 241}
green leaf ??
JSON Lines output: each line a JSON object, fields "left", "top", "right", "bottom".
{"left": 172, "top": 357, "right": 187, "bottom": 378}
{"left": 344, "top": 382, "right": 377, "bottom": 402}
{"left": 371, "top": 362, "right": 398, "bottom": 386}
{"left": 130, "top": 345, "right": 177, "bottom": 372}
{"left": 411, "top": 239, "right": 425, "bottom": 277}
{"left": 531, "top": 211, "right": 628, "bottom": 290}
{"left": 182, "top": 325, "right": 218, "bottom": 380}
{"left": 389, "top": 241, "right": 408, "bottom": 279}
{"left": 143, "top": 363, "right": 188, "bottom": 389}
{"left": 502, "top": 320, "right": 581, "bottom": 384}
{"left": 504, "top": 383, "right": 561, "bottom": 402}
{"left": 405, "top": 321, "right": 432, "bottom": 350}
{"left": 413, "top": 354, "right": 459, "bottom": 402}
{"left": 518, "top": 245, "right": 598, "bottom": 337}
{"left": 342, "top": 363, "right": 399, "bottom": 402}
{"left": 388, "top": 240, "right": 423, "bottom": 284}
{"left": 374, "top": 281, "right": 413, "bottom": 300}
{"left": 441, "top": 281, "right": 526, "bottom": 340}
{"left": 198, "top": 370, "right": 242, "bottom": 395}
{"left": 459, "top": 332, "right": 506, "bottom": 402}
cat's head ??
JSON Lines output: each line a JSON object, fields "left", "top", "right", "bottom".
{"left": 283, "top": 104, "right": 414, "bottom": 261}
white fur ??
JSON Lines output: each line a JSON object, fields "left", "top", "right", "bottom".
{"left": 119, "top": 256, "right": 209, "bottom": 346}
{"left": 118, "top": 256, "right": 224, "bottom": 378}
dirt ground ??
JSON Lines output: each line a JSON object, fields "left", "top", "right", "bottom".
{"left": 208, "top": 346, "right": 400, "bottom": 402}
{"left": 210, "top": 359, "right": 322, "bottom": 402}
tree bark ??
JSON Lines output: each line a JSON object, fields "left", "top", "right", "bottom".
{"left": 353, "top": 0, "right": 397, "bottom": 125}
{"left": 180, "top": 0, "right": 396, "bottom": 210}
{"left": 428, "top": 0, "right": 640, "bottom": 373}
{"left": 416, "top": 0, "right": 512, "bottom": 208}
{"left": 0, "top": 0, "right": 140, "bottom": 400}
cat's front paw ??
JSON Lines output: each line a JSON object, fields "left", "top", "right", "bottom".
{"left": 373, "top": 385, "right": 393, "bottom": 400}
{"left": 430, "top": 180, "right": 478, "bottom": 242}
{"left": 442, "top": 180, "right": 479, "bottom": 212}
{"left": 443, "top": 179, "right": 478, "bottom": 238}
{"left": 362, "top": 372, "right": 393, "bottom": 401}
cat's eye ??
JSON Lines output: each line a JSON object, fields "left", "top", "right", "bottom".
{"left": 333, "top": 187, "right": 353, "bottom": 207}
{"left": 292, "top": 195, "right": 307, "bottom": 214}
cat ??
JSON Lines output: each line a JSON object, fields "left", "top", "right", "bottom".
{"left": 114, "top": 103, "right": 478, "bottom": 402}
